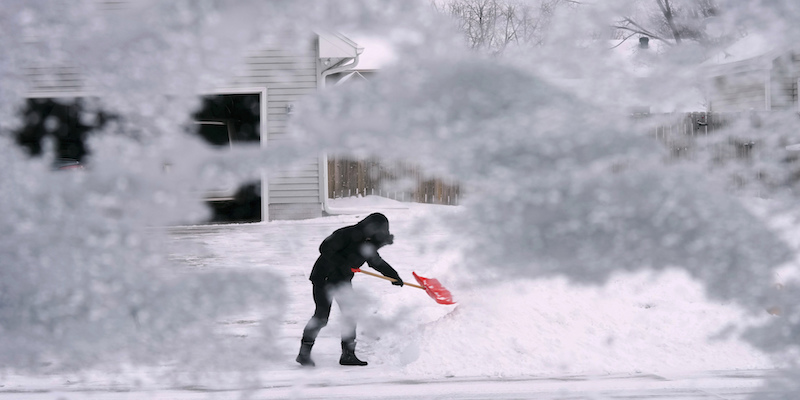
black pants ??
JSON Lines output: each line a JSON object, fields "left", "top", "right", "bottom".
{"left": 301, "top": 280, "right": 357, "bottom": 343}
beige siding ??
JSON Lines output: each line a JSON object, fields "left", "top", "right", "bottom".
{"left": 268, "top": 203, "right": 321, "bottom": 220}
{"left": 771, "top": 75, "right": 796, "bottom": 110}
{"left": 710, "top": 70, "right": 768, "bottom": 112}
{"left": 711, "top": 53, "right": 800, "bottom": 113}
{"left": 226, "top": 43, "right": 323, "bottom": 220}
{"left": 770, "top": 54, "right": 800, "bottom": 111}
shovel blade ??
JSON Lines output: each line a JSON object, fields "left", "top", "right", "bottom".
{"left": 413, "top": 272, "right": 456, "bottom": 305}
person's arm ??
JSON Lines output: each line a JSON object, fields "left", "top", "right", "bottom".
{"left": 365, "top": 250, "right": 403, "bottom": 286}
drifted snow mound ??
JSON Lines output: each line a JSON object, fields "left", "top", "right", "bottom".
{"left": 0, "top": 139, "right": 283, "bottom": 372}
{"left": 378, "top": 269, "right": 775, "bottom": 377}
{"left": 291, "top": 54, "right": 791, "bottom": 312}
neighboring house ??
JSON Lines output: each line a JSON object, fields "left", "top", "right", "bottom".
{"left": 324, "top": 36, "right": 395, "bottom": 86}
{"left": 610, "top": 36, "right": 660, "bottom": 115}
{"left": 549, "top": 35, "right": 705, "bottom": 115}
{"left": 22, "top": 32, "right": 365, "bottom": 222}
{"left": 703, "top": 33, "right": 800, "bottom": 112}
{"left": 608, "top": 35, "right": 708, "bottom": 115}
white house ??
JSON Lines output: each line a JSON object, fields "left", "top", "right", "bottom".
{"left": 703, "top": 33, "right": 800, "bottom": 112}
{"left": 23, "top": 31, "right": 366, "bottom": 222}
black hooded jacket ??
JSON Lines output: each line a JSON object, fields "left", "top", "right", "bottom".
{"left": 309, "top": 213, "right": 401, "bottom": 284}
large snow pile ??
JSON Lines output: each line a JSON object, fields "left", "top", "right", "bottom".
{"left": 394, "top": 272, "right": 774, "bottom": 376}
{"left": 318, "top": 198, "right": 777, "bottom": 377}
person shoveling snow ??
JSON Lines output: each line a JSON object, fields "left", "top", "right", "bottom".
{"left": 297, "top": 213, "right": 403, "bottom": 367}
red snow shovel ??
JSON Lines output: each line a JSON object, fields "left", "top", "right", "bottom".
{"left": 351, "top": 268, "right": 456, "bottom": 305}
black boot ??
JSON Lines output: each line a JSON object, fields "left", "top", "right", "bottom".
{"left": 296, "top": 339, "right": 315, "bottom": 367}
{"left": 339, "top": 340, "right": 368, "bottom": 366}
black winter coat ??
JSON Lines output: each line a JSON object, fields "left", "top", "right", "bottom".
{"left": 309, "top": 213, "right": 401, "bottom": 284}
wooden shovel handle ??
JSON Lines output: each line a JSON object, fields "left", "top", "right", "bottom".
{"left": 355, "top": 269, "right": 424, "bottom": 290}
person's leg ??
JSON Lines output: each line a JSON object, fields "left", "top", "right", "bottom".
{"left": 302, "top": 282, "right": 333, "bottom": 341}
{"left": 333, "top": 281, "right": 367, "bottom": 366}
{"left": 334, "top": 280, "right": 358, "bottom": 343}
{"left": 297, "top": 281, "right": 333, "bottom": 366}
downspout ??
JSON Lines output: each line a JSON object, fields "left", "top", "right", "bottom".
{"left": 764, "top": 67, "right": 772, "bottom": 111}
{"left": 319, "top": 50, "right": 362, "bottom": 216}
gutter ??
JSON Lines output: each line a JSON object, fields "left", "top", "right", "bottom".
{"left": 319, "top": 47, "right": 363, "bottom": 216}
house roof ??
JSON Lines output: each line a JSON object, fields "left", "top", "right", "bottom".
{"left": 702, "top": 33, "right": 773, "bottom": 67}
{"left": 318, "top": 32, "right": 364, "bottom": 59}
{"left": 333, "top": 71, "right": 371, "bottom": 86}
{"left": 339, "top": 35, "right": 397, "bottom": 71}
{"left": 602, "top": 37, "right": 706, "bottom": 113}
{"left": 607, "top": 37, "right": 661, "bottom": 78}
{"left": 701, "top": 33, "right": 798, "bottom": 75}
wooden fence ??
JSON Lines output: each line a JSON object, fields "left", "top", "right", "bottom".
{"left": 327, "top": 157, "right": 461, "bottom": 205}
{"left": 637, "top": 111, "right": 759, "bottom": 160}
{"left": 328, "top": 112, "right": 767, "bottom": 206}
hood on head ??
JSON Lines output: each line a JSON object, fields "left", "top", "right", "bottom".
{"left": 358, "top": 213, "right": 393, "bottom": 246}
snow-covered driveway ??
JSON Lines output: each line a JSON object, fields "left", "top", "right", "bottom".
{"left": 0, "top": 197, "right": 782, "bottom": 399}
{"left": 0, "top": 368, "right": 778, "bottom": 399}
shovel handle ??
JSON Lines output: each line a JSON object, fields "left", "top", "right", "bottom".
{"left": 353, "top": 268, "right": 424, "bottom": 290}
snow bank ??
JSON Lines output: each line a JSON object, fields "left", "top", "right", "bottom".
{"left": 392, "top": 271, "right": 773, "bottom": 377}
{"left": 291, "top": 197, "right": 776, "bottom": 377}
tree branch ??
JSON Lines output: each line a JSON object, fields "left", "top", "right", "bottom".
{"left": 618, "top": 17, "right": 670, "bottom": 43}
{"left": 608, "top": 32, "right": 638, "bottom": 49}
{"left": 612, "top": 23, "right": 672, "bottom": 46}
{"left": 655, "top": 0, "right": 682, "bottom": 44}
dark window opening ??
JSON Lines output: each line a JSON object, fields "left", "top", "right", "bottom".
{"left": 191, "top": 93, "right": 263, "bottom": 223}
{"left": 192, "top": 93, "right": 260, "bottom": 146}
{"left": 8, "top": 94, "right": 264, "bottom": 223}
{"left": 12, "top": 97, "right": 111, "bottom": 167}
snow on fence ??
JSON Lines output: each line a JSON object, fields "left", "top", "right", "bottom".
{"left": 327, "top": 157, "right": 461, "bottom": 205}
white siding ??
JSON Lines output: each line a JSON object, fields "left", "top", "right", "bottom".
{"left": 708, "top": 52, "right": 800, "bottom": 113}
{"left": 769, "top": 54, "right": 800, "bottom": 111}
{"left": 24, "top": 65, "right": 90, "bottom": 97}
{"left": 21, "top": 31, "right": 327, "bottom": 222}
{"left": 710, "top": 70, "right": 769, "bottom": 112}
{"left": 227, "top": 43, "right": 323, "bottom": 221}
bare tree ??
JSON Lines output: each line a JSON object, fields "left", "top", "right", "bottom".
{"left": 434, "top": 0, "right": 568, "bottom": 55}
{"left": 613, "top": 0, "right": 727, "bottom": 49}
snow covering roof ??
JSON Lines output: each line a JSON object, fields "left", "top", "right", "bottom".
{"left": 318, "top": 32, "right": 364, "bottom": 59}
{"left": 701, "top": 33, "right": 799, "bottom": 76}
{"left": 702, "top": 33, "right": 774, "bottom": 68}
{"left": 607, "top": 36, "right": 662, "bottom": 78}
{"left": 346, "top": 35, "right": 397, "bottom": 70}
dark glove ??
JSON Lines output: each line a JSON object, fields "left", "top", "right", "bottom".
{"left": 391, "top": 277, "right": 404, "bottom": 287}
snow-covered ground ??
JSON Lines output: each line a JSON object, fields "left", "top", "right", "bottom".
{"left": 0, "top": 196, "right": 784, "bottom": 399}
{"left": 5, "top": 2, "right": 800, "bottom": 398}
